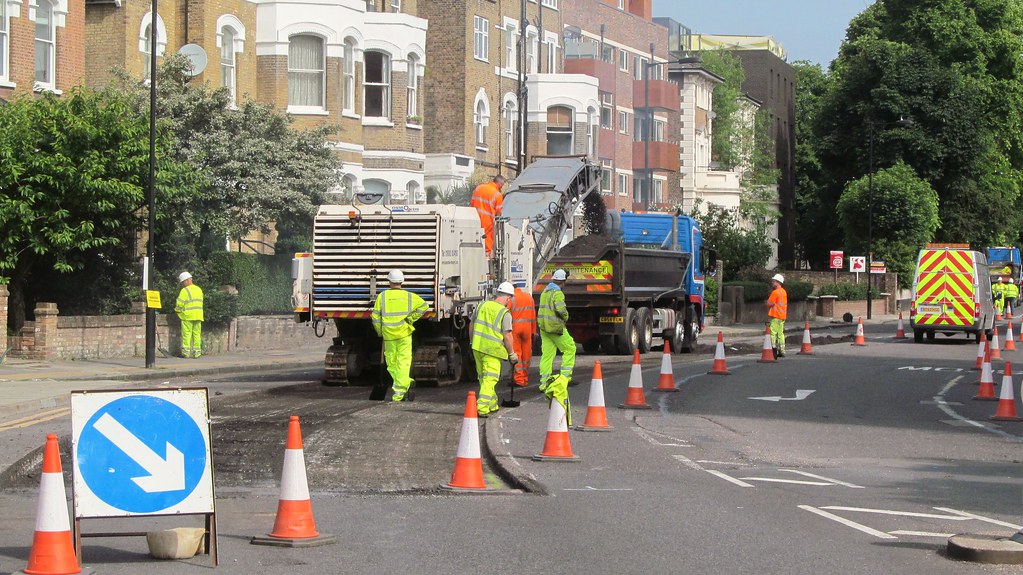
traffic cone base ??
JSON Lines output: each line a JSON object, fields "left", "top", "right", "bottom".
{"left": 534, "top": 399, "right": 580, "bottom": 461}
{"left": 654, "top": 342, "right": 679, "bottom": 392}
{"left": 619, "top": 350, "right": 652, "bottom": 408}
{"left": 852, "top": 318, "right": 867, "bottom": 346}
{"left": 577, "top": 362, "right": 614, "bottom": 432}
{"left": 758, "top": 326, "right": 776, "bottom": 363}
{"left": 798, "top": 322, "right": 814, "bottom": 355}
{"left": 709, "top": 331, "right": 732, "bottom": 375}
{"left": 22, "top": 433, "right": 81, "bottom": 575}
{"left": 252, "top": 416, "right": 335, "bottom": 548}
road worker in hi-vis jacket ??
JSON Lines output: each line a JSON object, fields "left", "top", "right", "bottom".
{"left": 371, "top": 269, "right": 428, "bottom": 403}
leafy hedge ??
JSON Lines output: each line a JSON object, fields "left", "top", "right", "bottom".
{"left": 816, "top": 282, "right": 869, "bottom": 301}
{"left": 724, "top": 280, "right": 814, "bottom": 303}
{"left": 704, "top": 276, "right": 719, "bottom": 315}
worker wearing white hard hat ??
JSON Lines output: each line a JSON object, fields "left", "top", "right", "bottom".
{"left": 469, "top": 282, "right": 518, "bottom": 416}
{"left": 765, "top": 273, "right": 788, "bottom": 358}
{"left": 371, "top": 269, "right": 429, "bottom": 402}
{"left": 538, "top": 269, "right": 576, "bottom": 424}
{"left": 1005, "top": 276, "right": 1019, "bottom": 318}
{"left": 174, "top": 271, "right": 204, "bottom": 358}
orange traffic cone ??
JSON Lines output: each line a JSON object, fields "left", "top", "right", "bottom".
{"left": 444, "top": 391, "right": 488, "bottom": 490}
{"left": 992, "top": 362, "right": 1022, "bottom": 421}
{"left": 997, "top": 308, "right": 1004, "bottom": 321}
{"left": 654, "top": 342, "right": 678, "bottom": 392}
{"left": 252, "top": 416, "right": 335, "bottom": 547}
{"left": 534, "top": 396, "right": 580, "bottom": 461}
{"left": 975, "top": 331, "right": 988, "bottom": 370}
{"left": 798, "top": 322, "right": 814, "bottom": 355}
{"left": 619, "top": 350, "right": 651, "bottom": 409}
{"left": 852, "top": 317, "right": 867, "bottom": 346}
{"left": 895, "top": 312, "right": 907, "bottom": 339}
{"left": 23, "top": 434, "right": 80, "bottom": 575}
{"left": 1006, "top": 321, "right": 1017, "bottom": 351}
{"left": 576, "top": 362, "right": 612, "bottom": 431}
{"left": 991, "top": 327, "right": 1002, "bottom": 360}
{"left": 708, "top": 331, "right": 732, "bottom": 375}
{"left": 757, "top": 325, "right": 776, "bottom": 363}
{"left": 975, "top": 347, "right": 997, "bottom": 400}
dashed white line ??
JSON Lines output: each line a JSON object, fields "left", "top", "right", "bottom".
{"left": 630, "top": 426, "right": 690, "bottom": 447}
{"left": 933, "top": 376, "right": 1021, "bottom": 441}
{"left": 889, "top": 530, "right": 955, "bottom": 538}
{"left": 671, "top": 454, "right": 705, "bottom": 471}
{"left": 935, "top": 507, "right": 1023, "bottom": 530}
{"left": 821, "top": 506, "right": 971, "bottom": 521}
{"left": 705, "top": 470, "right": 754, "bottom": 487}
{"left": 740, "top": 477, "right": 833, "bottom": 486}
{"left": 780, "top": 469, "right": 864, "bottom": 488}
{"left": 799, "top": 505, "right": 898, "bottom": 540}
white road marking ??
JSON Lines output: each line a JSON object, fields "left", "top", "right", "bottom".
{"left": 563, "top": 486, "right": 634, "bottom": 491}
{"left": 780, "top": 469, "right": 864, "bottom": 488}
{"left": 799, "top": 505, "right": 898, "bottom": 540}
{"left": 933, "top": 376, "right": 1022, "bottom": 441}
{"left": 740, "top": 477, "right": 833, "bottom": 486}
{"left": 671, "top": 454, "right": 705, "bottom": 471}
{"left": 705, "top": 470, "right": 754, "bottom": 488}
{"left": 889, "top": 530, "right": 955, "bottom": 538}
{"left": 935, "top": 507, "right": 1023, "bottom": 529}
{"left": 749, "top": 390, "right": 816, "bottom": 402}
{"left": 631, "top": 427, "right": 690, "bottom": 447}
{"left": 821, "top": 506, "right": 971, "bottom": 520}
{"left": 697, "top": 460, "right": 755, "bottom": 467}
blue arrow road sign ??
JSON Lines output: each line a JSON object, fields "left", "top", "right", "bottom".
{"left": 76, "top": 395, "right": 207, "bottom": 514}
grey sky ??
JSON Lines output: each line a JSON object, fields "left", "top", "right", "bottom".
{"left": 653, "top": 1, "right": 874, "bottom": 66}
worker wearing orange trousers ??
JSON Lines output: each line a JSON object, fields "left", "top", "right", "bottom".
{"left": 507, "top": 284, "right": 536, "bottom": 387}
{"left": 470, "top": 175, "right": 506, "bottom": 255}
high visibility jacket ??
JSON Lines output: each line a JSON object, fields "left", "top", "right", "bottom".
{"left": 372, "top": 288, "right": 428, "bottom": 341}
{"left": 507, "top": 288, "right": 536, "bottom": 336}
{"left": 471, "top": 181, "right": 503, "bottom": 252}
{"left": 768, "top": 286, "right": 788, "bottom": 320}
{"left": 471, "top": 300, "right": 510, "bottom": 359}
{"left": 1006, "top": 283, "right": 1020, "bottom": 299}
{"left": 175, "top": 284, "right": 204, "bottom": 322}
{"left": 538, "top": 283, "right": 568, "bottom": 334}
{"left": 993, "top": 283, "right": 1005, "bottom": 300}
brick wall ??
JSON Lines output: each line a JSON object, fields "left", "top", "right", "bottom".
{"left": 0, "top": 285, "right": 7, "bottom": 354}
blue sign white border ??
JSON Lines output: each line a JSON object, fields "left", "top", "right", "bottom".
{"left": 70, "top": 388, "right": 215, "bottom": 518}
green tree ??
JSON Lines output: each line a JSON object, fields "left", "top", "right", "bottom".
{"left": 692, "top": 201, "right": 773, "bottom": 282}
{"left": 836, "top": 162, "right": 940, "bottom": 285}
{"left": 0, "top": 88, "right": 196, "bottom": 330}
{"left": 791, "top": 61, "right": 833, "bottom": 265}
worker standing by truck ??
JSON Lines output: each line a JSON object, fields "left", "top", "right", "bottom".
{"left": 470, "top": 175, "right": 505, "bottom": 255}
{"left": 470, "top": 282, "right": 518, "bottom": 417}
{"left": 1006, "top": 278, "right": 1019, "bottom": 318}
{"left": 993, "top": 277, "right": 1006, "bottom": 318}
{"left": 538, "top": 269, "right": 576, "bottom": 424}
{"left": 371, "top": 269, "right": 429, "bottom": 403}
{"left": 507, "top": 282, "right": 536, "bottom": 387}
{"left": 765, "top": 274, "right": 788, "bottom": 358}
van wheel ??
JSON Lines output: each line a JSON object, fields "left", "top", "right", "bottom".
{"left": 926, "top": 330, "right": 935, "bottom": 341}
{"left": 914, "top": 330, "right": 923, "bottom": 343}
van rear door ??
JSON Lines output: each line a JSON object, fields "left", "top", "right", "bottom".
{"left": 913, "top": 249, "right": 978, "bottom": 329}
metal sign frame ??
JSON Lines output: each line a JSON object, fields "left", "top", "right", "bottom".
{"left": 70, "top": 388, "right": 218, "bottom": 566}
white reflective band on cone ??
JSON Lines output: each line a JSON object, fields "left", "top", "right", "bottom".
{"left": 279, "top": 449, "right": 311, "bottom": 501}
{"left": 35, "top": 473, "right": 71, "bottom": 532}
{"left": 455, "top": 418, "right": 481, "bottom": 459}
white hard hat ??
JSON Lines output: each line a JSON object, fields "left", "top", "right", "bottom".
{"left": 178, "top": 272, "right": 192, "bottom": 282}
{"left": 497, "top": 282, "right": 515, "bottom": 296}
{"left": 1011, "top": 278, "right": 1015, "bottom": 284}
{"left": 552, "top": 269, "right": 568, "bottom": 281}
{"left": 771, "top": 273, "right": 785, "bottom": 284}
{"left": 387, "top": 269, "right": 405, "bottom": 283}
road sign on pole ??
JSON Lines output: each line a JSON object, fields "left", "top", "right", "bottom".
{"left": 870, "top": 261, "right": 887, "bottom": 274}
{"left": 849, "top": 257, "right": 866, "bottom": 273}
{"left": 829, "top": 251, "right": 844, "bottom": 270}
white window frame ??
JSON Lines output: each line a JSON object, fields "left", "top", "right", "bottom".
{"left": 618, "top": 48, "right": 629, "bottom": 72}
{"left": 540, "top": 0, "right": 557, "bottom": 8}
{"left": 33, "top": 0, "right": 55, "bottom": 87}
{"left": 216, "top": 15, "right": 246, "bottom": 106}
{"left": 504, "top": 98, "right": 517, "bottom": 160}
{"left": 587, "top": 106, "right": 597, "bottom": 157}
{"left": 390, "top": 0, "right": 400, "bottom": 12}
{"left": 653, "top": 178, "right": 664, "bottom": 205}
{"left": 473, "top": 16, "right": 489, "bottom": 62}
{"left": 406, "top": 53, "right": 419, "bottom": 120}
{"left": 617, "top": 173, "right": 628, "bottom": 197}
{"left": 618, "top": 0, "right": 625, "bottom": 8}
{"left": 504, "top": 21, "right": 517, "bottom": 72}
{"left": 363, "top": 50, "right": 391, "bottom": 120}
{"left": 599, "top": 92, "right": 613, "bottom": 130}
{"left": 343, "top": 38, "right": 357, "bottom": 114}
{"left": 543, "top": 32, "right": 558, "bottom": 73}
{"left": 526, "top": 28, "right": 538, "bottom": 74}
{"left": 220, "top": 27, "right": 237, "bottom": 104}
{"left": 287, "top": 33, "right": 326, "bottom": 112}
{"left": 139, "top": 12, "right": 167, "bottom": 82}
{"left": 618, "top": 110, "right": 630, "bottom": 135}
{"left": 546, "top": 105, "right": 574, "bottom": 155}
{"left": 0, "top": 0, "right": 14, "bottom": 84}
{"left": 600, "top": 159, "right": 612, "bottom": 194}
{"left": 474, "top": 89, "right": 490, "bottom": 149}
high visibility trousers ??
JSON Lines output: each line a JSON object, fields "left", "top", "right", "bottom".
{"left": 180, "top": 319, "right": 202, "bottom": 358}
{"left": 539, "top": 330, "right": 576, "bottom": 383}
{"left": 511, "top": 328, "right": 533, "bottom": 386}
{"left": 474, "top": 351, "right": 503, "bottom": 415}
{"left": 996, "top": 298, "right": 1005, "bottom": 315}
{"left": 383, "top": 336, "right": 414, "bottom": 401}
{"left": 770, "top": 318, "right": 786, "bottom": 356}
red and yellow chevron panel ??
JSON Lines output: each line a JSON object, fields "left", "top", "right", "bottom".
{"left": 914, "top": 249, "right": 976, "bottom": 326}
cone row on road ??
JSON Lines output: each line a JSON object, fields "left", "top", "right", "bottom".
{"left": 992, "top": 362, "right": 1022, "bottom": 421}
{"left": 798, "top": 322, "right": 814, "bottom": 355}
{"left": 895, "top": 313, "right": 907, "bottom": 340}
{"left": 975, "top": 346, "right": 997, "bottom": 401}
{"left": 975, "top": 331, "right": 988, "bottom": 370}
{"left": 23, "top": 433, "right": 81, "bottom": 575}
{"left": 1006, "top": 321, "right": 1017, "bottom": 351}
{"left": 757, "top": 325, "right": 777, "bottom": 363}
{"left": 852, "top": 317, "right": 867, "bottom": 346}
{"left": 991, "top": 326, "right": 1002, "bottom": 360}
{"left": 619, "top": 350, "right": 651, "bottom": 409}
{"left": 708, "top": 331, "right": 732, "bottom": 375}
{"left": 654, "top": 342, "right": 679, "bottom": 392}
{"left": 577, "top": 362, "right": 613, "bottom": 431}
{"left": 251, "top": 416, "right": 335, "bottom": 548}
{"left": 444, "top": 391, "right": 489, "bottom": 490}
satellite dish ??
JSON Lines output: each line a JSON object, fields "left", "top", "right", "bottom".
{"left": 179, "top": 43, "right": 208, "bottom": 77}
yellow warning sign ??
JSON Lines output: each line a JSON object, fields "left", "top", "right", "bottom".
{"left": 146, "top": 290, "right": 162, "bottom": 309}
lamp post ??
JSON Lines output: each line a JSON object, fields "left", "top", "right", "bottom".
{"left": 866, "top": 116, "right": 914, "bottom": 320}
{"left": 643, "top": 52, "right": 700, "bottom": 211}
{"left": 145, "top": 0, "right": 158, "bottom": 368}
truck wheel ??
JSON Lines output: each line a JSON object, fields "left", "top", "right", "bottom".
{"left": 636, "top": 308, "right": 654, "bottom": 353}
{"left": 616, "top": 308, "right": 639, "bottom": 355}
{"left": 681, "top": 305, "right": 699, "bottom": 353}
{"left": 582, "top": 339, "right": 601, "bottom": 354}
{"left": 913, "top": 330, "right": 923, "bottom": 343}
{"left": 670, "top": 314, "right": 685, "bottom": 354}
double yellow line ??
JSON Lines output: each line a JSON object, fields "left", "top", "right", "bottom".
{"left": 0, "top": 407, "right": 71, "bottom": 432}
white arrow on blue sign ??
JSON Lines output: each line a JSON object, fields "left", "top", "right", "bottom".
{"left": 72, "top": 389, "right": 214, "bottom": 518}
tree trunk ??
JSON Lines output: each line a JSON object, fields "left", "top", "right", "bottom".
{"left": 7, "top": 255, "right": 35, "bottom": 335}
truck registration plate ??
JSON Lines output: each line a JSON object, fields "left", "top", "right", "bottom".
{"left": 917, "top": 305, "right": 943, "bottom": 315}
{"left": 599, "top": 316, "right": 625, "bottom": 323}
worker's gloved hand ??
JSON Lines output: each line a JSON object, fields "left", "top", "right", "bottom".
{"left": 508, "top": 352, "right": 519, "bottom": 364}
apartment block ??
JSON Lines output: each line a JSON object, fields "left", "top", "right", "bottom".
{"left": 1, "top": 0, "right": 86, "bottom": 101}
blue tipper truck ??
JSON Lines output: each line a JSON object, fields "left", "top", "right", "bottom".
{"left": 535, "top": 211, "right": 714, "bottom": 355}
{"left": 984, "top": 247, "right": 1021, "bottom": 284}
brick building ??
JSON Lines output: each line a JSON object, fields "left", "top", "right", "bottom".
{"left": 1, "top": 0, "right": 86, "bottom": 101}
{"left": 563, "top": 0, "right": 677, "bottom": 212}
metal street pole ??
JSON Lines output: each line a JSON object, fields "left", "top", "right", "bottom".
{"left": 866, "top": 125, "right": 874, "bottom": 320}
{"left": 145, "top": 0, "right": 158, "bottom": 368}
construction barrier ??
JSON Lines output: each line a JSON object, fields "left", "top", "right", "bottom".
{"left": 23, "top": 434, "right": 81, "bottom": 575}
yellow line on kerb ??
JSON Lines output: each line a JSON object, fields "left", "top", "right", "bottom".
{"left": 0, "top": 407, "right": 71, "bottom": 432}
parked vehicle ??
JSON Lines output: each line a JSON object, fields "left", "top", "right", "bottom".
{"left": 534, "top": 211, "right": 714, "bottom": 355}
{"left": 984, "top": 246, "right": 1021, "bottom": 284}
{"left": 910, "top": 244, "right": 994, "bottom": 343}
